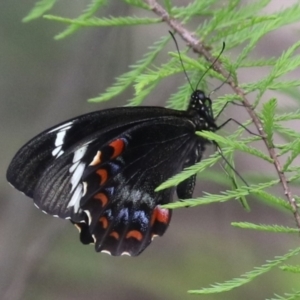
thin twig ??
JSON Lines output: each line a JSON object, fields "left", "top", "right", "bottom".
{"left": 145, "top": 0, "right": 300, "bottom": 228}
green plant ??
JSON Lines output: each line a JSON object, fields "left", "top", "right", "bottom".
{"left": 23, "top": 0, "right": 300, "bottom": 298}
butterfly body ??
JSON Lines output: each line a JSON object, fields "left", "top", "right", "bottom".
{"left": 7, "top": 90, "right": 216, "bottom": 256}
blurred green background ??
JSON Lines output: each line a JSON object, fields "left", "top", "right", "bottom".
{"left": 1, "top": 1, "right": 299, "bottom": 300}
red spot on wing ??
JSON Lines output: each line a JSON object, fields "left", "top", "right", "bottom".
{"left": 96, "top": 169, "right": 108, "bottom": 185}
{"left": 151, "top": 206, "right": 170, "bottom": 226}
{"left": 126, "top": 230, "right": 143, "bottom": 241}
{"left": 99, "top": 217, "right": 108, "bottom": 229}
{"left": 109, "top": 139, "right": 125, "bottom": 159}
{"left": 94, "top": 193, "right": 108, "bottom": 207}
{"left": 109, "top": 231, "right": 120, "bottom": 240}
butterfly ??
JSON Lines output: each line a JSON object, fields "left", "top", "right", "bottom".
{"left": 6, "top": 89, "right": 218, "bottom": 256}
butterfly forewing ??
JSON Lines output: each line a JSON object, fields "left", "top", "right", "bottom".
{"left": 6, "top": 107, "right": 183, "bottom": 197}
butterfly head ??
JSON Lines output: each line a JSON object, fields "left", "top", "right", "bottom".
{"left": 189, "top": 89, "right": 216, "bottom": 130}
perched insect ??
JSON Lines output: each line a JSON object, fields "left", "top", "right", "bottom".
{"left": 6, "top": 91, "right": 218, "bottom": 256}
{"left": 7, "top": 36, "right": 228, "bottom": 256}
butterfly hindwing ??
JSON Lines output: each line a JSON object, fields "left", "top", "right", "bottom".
{"left": 79, "top": 117, "right": 198, "bottom": 255}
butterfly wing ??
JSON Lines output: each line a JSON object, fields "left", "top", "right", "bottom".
{"left": 176, "top": 142, "right": 204, "bottom": 199}
{"left": 78, "top": 118, "right": 198, "bottom": 255}
{"left": 7, "top": 107, "right": 183, "bottom": 220}
{"left": 7, "top": 107, "right": 200, "bottom": 256}
{"left": 7, "top": 107, "right": 175, "bottom": 198}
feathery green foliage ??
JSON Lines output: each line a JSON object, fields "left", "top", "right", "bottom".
{"left": 166, "top": 82, "right": 192, "bottom": 110}
{"left": 283, "top": 140, "right": 300, "bottom": 172}
{"left": 23, "top": 0, "right": 58, "bottom": 22}
{"left": 188, "top": 247, "right": 300, "bottom": 294}
{"left": 252, "top": 190, "right": 292, "bottom": 211}
{"left": 266, "top": 291, "right": 300, "bottom": 300}
{"left": 56, "top": 0, "right": 108, "bottom": 40}
{"left": 261, "top": 98, "right": 277, "bottom": 147}
{"left": 231, "top": 222, "right": 299, "bottom": 234}
{"left": 280, "top": 265, "right": 300, "bottom": 274}
{"left": 274, "top": 110, "right": 300, "bottom": 122}
{"left": 172, "top": 0, "right": 215, "bottom": 18}
{"left": 123, "top": 0, "right": 149, "bottom": 9}
{"left": 162, "top": 180, "right": 279, "bottom": 209}
{"left": 44, "top": 15, "right": 161, "bottom": 27}
{"left": 197, "top": 131, "right": 273, "bottom": 162}
{"left": 25, "top": 0, "right": 300, "bottom": 298}
{"left": 89, "top": 34, "right": 171, "bottom": 104}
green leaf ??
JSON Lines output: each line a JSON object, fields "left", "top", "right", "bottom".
{"left": 188, "top": 247, "right": 300, "bottom": 294}
{"left": 52, "top": 0, "right": 107, "bottom": 39}
{"left": 44, "top": 15, "right": 161, "bottom": 27}
{"left": 134, "top": 63, "right": 183, "bottom": 95}
{"left": 280, "top": 265, "right": 300, "bottom": 273}
{"left": 126, "top": 80, "right": 159, "bottom": 106}
{"left": 196, "top": 131, "right": 273, "bottom": 162}
{"left": 172, "top": 0, "right": 216, "bottom": 18}
{"left": 283, "top": 140, "right": 300, "bottom": 172}
{"left": 231, "top": 222, "right": 299, "bottom": 233}
{"left": 267, "top": 290, "right": 300, "bottom": 300}
{"left": 252, "top": 190, "right": 292, "bottom": 211}
{"left": 89, "top": 34, "right": 170, "bottom": 103}
{"left": 274, "top": 123, "right": 300, "bottom": 142}
{"left": 162, "top": 180, "right": 279, "bottom": 209}
{"left": 261, "top": 98, "right": 277, "bottom": 147}
{"left": 163, "top": 0, "right": 172, "bottom": 15}
{"left": 134, "top": 52, "right": 224, "bottom": 95}
{"left": 274, "top": 110, "right": 300, "bottom": 121}
{"left": 123, "top": 0, "right": 150, "bottom": 9}
{"left": 166, "top": 82, "right": 191, "bottom": 110}
{"left": 240, "top": 57, "right": 277, "bottom": 67}
{"left": 23, "top": 0, "right": 58, "bottom": 22}
{"left": 288, "top": 172, "right": 300, "bottom": 184}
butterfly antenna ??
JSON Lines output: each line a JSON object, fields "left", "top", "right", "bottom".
{"left": 169, "top": 31, "right": 194, "bottom": 91}
{"left": 195, "top": 42, "right": 226, "bottom": 91}
{"left": 208, "top": 70, "right": 231, "bottom": 98}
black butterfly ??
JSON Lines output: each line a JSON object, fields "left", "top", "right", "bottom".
{"left": 6, "top": 90, "right": 218, "bottom": 256}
